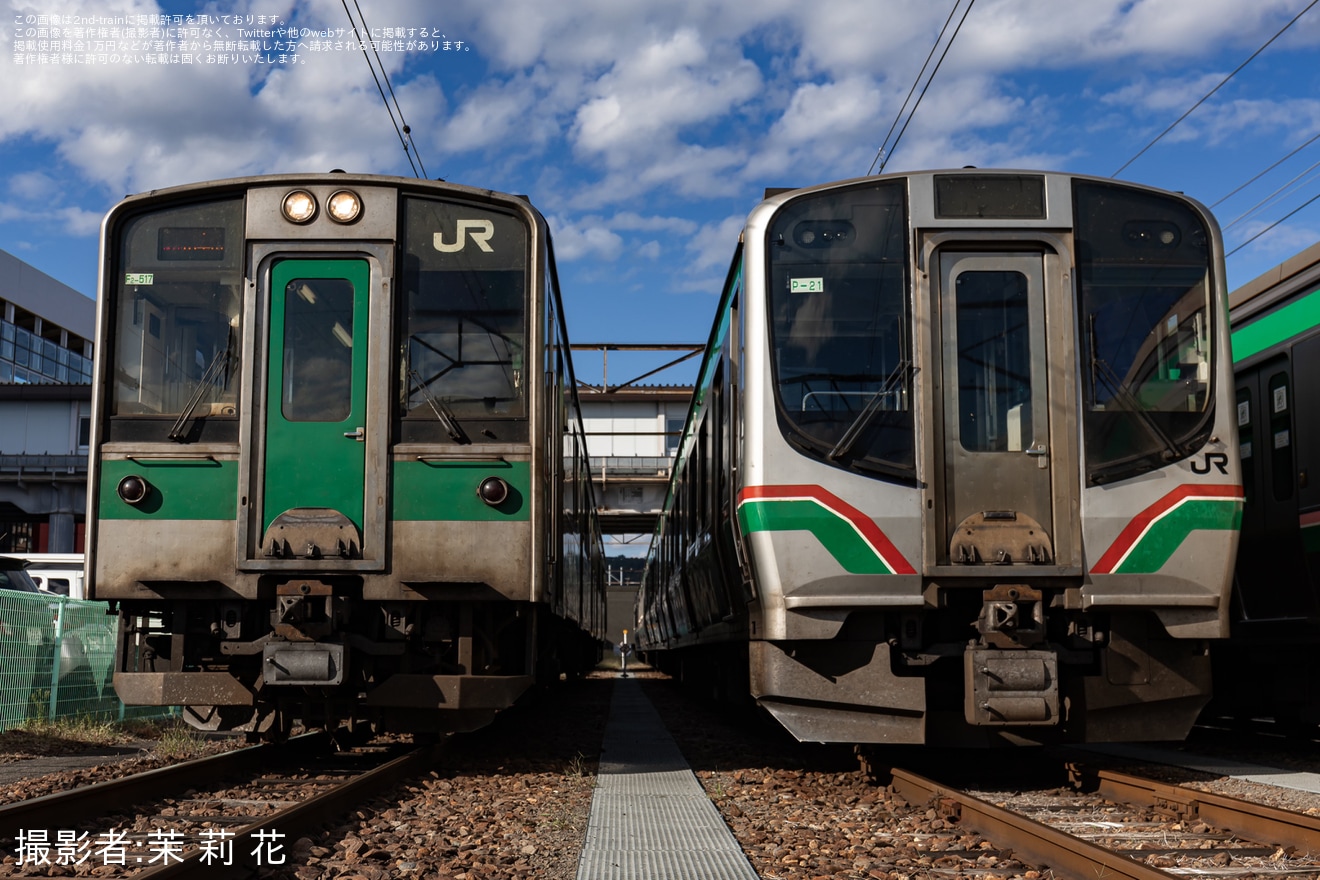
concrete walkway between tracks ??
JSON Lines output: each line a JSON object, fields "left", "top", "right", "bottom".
{"left": 575, "top": 677, "right": 760, "bottom": 880}
{"left": 1084, "top": 742, "right": 1320, "bottom": 795}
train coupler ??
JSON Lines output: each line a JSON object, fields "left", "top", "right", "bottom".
{"left": 273, "top": 579, "right": 348, "bottom": 642}
{"left": 975, "top": 584, "right": 1045, "bottom": 648}
{"left": 262, "top": 640, "right": 346, "bottom": 686}
{"left": 964, "top": 648, "right": 1059, "bottom": 725}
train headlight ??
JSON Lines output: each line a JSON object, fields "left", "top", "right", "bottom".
{"left": 282, "top": 190, "right": 318, "bottom": 224}
{"left": 477, "top": 476, "right": 510, "bottom": 507}
{"left": 117, "top": 474, "right": 151, "bottom": 506}
{"left": 327, "top": 190, "right": 362, "bottom": 223}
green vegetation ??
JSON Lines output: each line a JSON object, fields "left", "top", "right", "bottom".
{"left": 0, "top": 715, "right": 218, "bottom": 762}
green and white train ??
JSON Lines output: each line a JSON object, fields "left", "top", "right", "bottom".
{"left": 87, "top": 174, "right": 605, "bottom": 738}
{"left": 637, "top": 170, "right": 1243, "bottom": 746}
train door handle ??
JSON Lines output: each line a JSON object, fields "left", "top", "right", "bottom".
{"left": 344, "top": 427, "right": 365, "bottom": 441}
{"left": 1025, "top": 443, "right": 1048, "bottom": 468}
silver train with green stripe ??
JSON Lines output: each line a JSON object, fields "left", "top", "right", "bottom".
{"left": 635, "top": 170, "right": 1243, "bottom": 746}
{"left": 1207, "top": 240, "right": 1320, "bottom": 732}
{"left": 87, "top": 174, "right": 606, "bottom": 738}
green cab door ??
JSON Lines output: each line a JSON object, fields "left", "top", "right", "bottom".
{"left": 261, "top": 259, "right": 371, "bottom": 559}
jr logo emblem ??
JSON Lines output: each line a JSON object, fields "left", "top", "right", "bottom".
{"left": 1191, "top": 452, "right": 1230, "bottom": 475}
{"left": 434, "top": 220, "right": 495, "bottom": 253}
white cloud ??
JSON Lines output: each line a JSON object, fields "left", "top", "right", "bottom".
{"left": 55, "top": 206, "right": 104, "bottom": 237}
{"left": 8, "top": 172, "right": 59, "bottom": 201}
{"left": 609, "top": 212, "right": 699, "bottom": 234}
{"left": 548, "top": 214, "right": 625, "bottom": 262}
{"left": 686, "top": 214, "right": 745, "bottom": 273}
{"left": 570, "top": 29, "right": 761, "bottom": 164}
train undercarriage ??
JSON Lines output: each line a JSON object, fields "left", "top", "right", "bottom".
{"left": 651, "top": 585, "right": 1211, "bottom": 747}
{"left": 111, "top": 586, "right": 599, "bottom": 740}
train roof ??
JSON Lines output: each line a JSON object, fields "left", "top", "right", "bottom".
{"left": 1228, "top": 239, "right": 1320, "bottom": 319}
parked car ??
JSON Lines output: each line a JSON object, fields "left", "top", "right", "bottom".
{"left": 10, "top": 553, "right": 85, "bottom": 599}
{"left": 0, "top": 555, "right": 87, "bottom": 682}
{"left": 0, "top": 556, "right": 42, "bottom": 594}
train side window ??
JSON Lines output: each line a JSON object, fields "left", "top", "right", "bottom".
{"left": 107, "top": 197, "right": 243, "bottom": 441}
{"left": 1269, "top": 371, "right": 1293, "bottom": 502}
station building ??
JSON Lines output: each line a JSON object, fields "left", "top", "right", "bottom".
{"left": 578, "top": 382, "right": 691, "bottom": 645}
{"left": 0, "top": 248, "right": 95, "bottom": 554}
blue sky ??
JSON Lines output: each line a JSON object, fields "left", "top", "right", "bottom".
{"left": 4, "top": 0, "right": 1320, "bottom": 386}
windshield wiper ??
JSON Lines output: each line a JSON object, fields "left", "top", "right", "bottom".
{"left": 409, "top": 368, "right": 469, "bottom": 444}
{"left": 1088, "top": 318, "right": 1182, "bottom": 462}
{"left": 827, "top": 358, "right": 911, "bottom": 462}
{"left": 168, "top": 344, "right": 233, "bottom": 442}
{"left": 1091, "top": 355, "right": 1182, "bottom": 462}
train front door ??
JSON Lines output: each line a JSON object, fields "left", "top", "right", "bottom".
{"left": 937, "top": 252, "right": 1055, "bottom": 565}
{"left": 260, "top": 258, "right": 372, "bottom": 561}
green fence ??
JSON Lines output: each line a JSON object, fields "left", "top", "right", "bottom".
{"left": 0, "top": 591, "right": 172, "bottom": 730}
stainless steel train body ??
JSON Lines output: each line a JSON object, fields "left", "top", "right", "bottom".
{"left": 86, "top": 174, "right": 606, "bottom": 737}
{"left": 636, "top": 170, "right": 1242, "bottom": 745}
{"left": 1211, "top": 240, "right": 1320, "bottom": 730}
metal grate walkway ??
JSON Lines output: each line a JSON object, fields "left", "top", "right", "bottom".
{"left": 576, "top": 677, "right": 760, "bottom": 880}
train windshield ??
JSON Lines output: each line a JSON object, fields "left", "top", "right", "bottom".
{"left": 108, "top": 198, "right": 244, "bottom": 441}
{"left": 766, "top": 182, "right": 914, "bottom": 479}
{"left": 1074, "top": 181, "right": 1215, "bottom": 483}
{"left": 400, "top": 197, "right": 529, "bottom": 443}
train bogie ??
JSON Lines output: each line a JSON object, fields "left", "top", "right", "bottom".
{"left": 87, "top": 175, "right": 605, "bottom": 737}
{"left": 638, "top": 170, "right": 1241, "bottom": 745}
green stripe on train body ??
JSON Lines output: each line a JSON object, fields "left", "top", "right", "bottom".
{"left": 737, "top": 498, "right": 896, "bottom": 575}
{"left": 392, "top": 459, "right": 531, "bottom": 521}
{"left": 1232, "top": 286, "right": 1320, "bottom": 363}
{"left": 98, "top": 457, "right": 532, "bottom": 523}
{"left": 1109, "top": 498, "right": 1243, "bottom": 574}
{"left": 98, "top": 458, "right": 238, "bottom": 520}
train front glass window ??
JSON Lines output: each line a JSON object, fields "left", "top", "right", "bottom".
{"left": 1074, "top": 181, "right": 1215, "bottom": 482}
{"left": 955, "top": 270, "right": 1032, "bottom": 452}
{"left": 766, "top": 182, "right": 913, "bottom": 479}
{"left": 400, "top": 198, "right": 528, "bottom": 443}
{"left": 280, "top": 278, "right": 354, "bottom": 422}
{"left": 109, "top": 198, "right": 243, "bottom": 441}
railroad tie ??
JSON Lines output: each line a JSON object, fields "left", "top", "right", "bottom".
{"left": 575, "top": 678, "right": 759, "bottom": 880}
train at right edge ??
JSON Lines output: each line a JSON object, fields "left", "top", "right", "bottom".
{"left": 1207, "top": 239, "right": 1320, "bottom": 733}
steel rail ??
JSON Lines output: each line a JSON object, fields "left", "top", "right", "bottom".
{"left": 1069, "top": 763, "right": 1320, "bottom": 855}
{"left": 0, "top": 734, "right": 327, "bottom": 842}
{"left": 134, "top": 741, "right": 442, "bottom": 878}
{"left": 886, "top": 766, "right": 1180, "bottom": 880}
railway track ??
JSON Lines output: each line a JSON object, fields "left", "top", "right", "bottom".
{"left": 876, "top": 760, "right": 1320, "bottom": 880}
{"left": 0, "top": 732, "right": 441, "bottom": 877}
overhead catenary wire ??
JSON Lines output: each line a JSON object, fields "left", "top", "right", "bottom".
{"left": 1211, "top": 130, "right": 1320, "bottom": 208}
{"left": 1221, "top": 158, "right": 1320, "bottom": 231}
{"left": 868, "top": 0, "right": 966, "bottom": 175}
{"left": 1112, "top": 0, "right": 1319, "bottom": 178}
{"left": 340, "top": 0, "right": 429, "bottom": 178}
{"left": 1226, "top": 191, "right": 1320, "bottom": 257}
{"left": 872, "top": 0, "right": 977, "bottom": 176}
